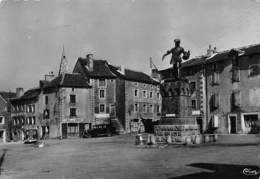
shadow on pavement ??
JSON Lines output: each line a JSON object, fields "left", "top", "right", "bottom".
{"left": 169, "top": 163, "right": 259, "bottom": 179}
{"left": 0, "top": 149, "right": 7, "bottom": 175}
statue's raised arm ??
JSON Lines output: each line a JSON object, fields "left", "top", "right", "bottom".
{"left": 161, "top": 39, "right": 190, "bottom": 78}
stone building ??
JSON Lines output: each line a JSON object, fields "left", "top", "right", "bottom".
{"left": 73, "top": 55, "right": 118, "bottom": 129}
{"left": 0, "top": 91, "right": 17, "bottom": 142}
{"left": 180, "top": 43, "right": 260, "bottom": 134}
{"left": 42, "top": 73, "right": 92, "bottom": 138}
{"left": 73, "top": 54, "right": 162, "bottom": 133}
{"left": 108, "top": 65, "right": 161, "bottom": 133}
{"left": 11, "top": 73, "right": 92, "bottom": 140}
{"left": 11, "top": 88, "right": 42, "bottom": 141}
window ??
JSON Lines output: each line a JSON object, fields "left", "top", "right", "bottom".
{"left": 134, "top": 89, "right": 139, "bottom": 97}
{"left": 249, "top": 64, "right": 260, "bottom": 77}
{"left": 191, "top": 100, "right": 196, "bottom": 110}
{"left": 143, "top": 104, "right": 147, "bottom": 113}
{"left": 156, "top": 105, "right": 160, "bottom": 113}
{"left": 149, "top": 91, "right": 153, "bottom": 98}
{"left": 143, "top": 84, "right": 146, "bottom": 87}
{"left": 70, "top": 108, "right": 77, "bottom": 117}
{"left": 157, "top": 92, "right": 160, "bottom": 99}
{"left": 0, "top": 116, "right": 4, "bottom": 124}
{"left": 31, "top": 117, "right": 35, "bottom": 125}
{"left": 44, "top": 109, "right": 50, "bottom": 119}
{"left": 210, "top": 93, "right": 219, "bottom": 110}
{"left": 149, "top": 104, "right": 153, "bottom": 113}
{"left": 134, "top": 103, "right": 138, "bottom": 112}
{"left": 110, "top": 104, "right": 116, "bottom": 117}
{"left": 211, "top": 63, "right": 219, "bottom": 85}
{"left": 99, "top": 104, "right": 105, "bottom": 113}
{"left": 232, "top": 66, "right": 240, "bottom": 82}
{"left": 231, "top": 91, "right": 240, "bottom": 110}
{"left": 45, "top": 96, "right": 48, "bottom": 105}
{"left": 98, "top": 79, "right": 106, "bottom": 87}
{"left": 99, "top": 89, "right": 105, "bottom": 99}
{"left": 190, "top": 82, "right": 196, "bottom": 94}
{"left": 70, "top": 94, "right": 76, "bottom": 104}
{"left": 150, "top": 85, "right": 153, "bottom": 88}
{"left": 142, "top": 90, "right": 147, "bottom": 98}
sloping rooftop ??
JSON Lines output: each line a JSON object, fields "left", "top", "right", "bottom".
{"left": 11, "top": 88, "right": 41, "bottom": 104}
{"left": 181, "top": 43, "right": 260, "bottom": 68}
{"left": 0, "top": 92, "right": 17, "bottom": 102}
{"left": 108, "top": 64, "right": 159, "bottom": 84}
{"left": 78, "top": 58, "right": 117, "bottom": 79}
{"left": 45, "top": 73, "right": 91, "bottom": 89}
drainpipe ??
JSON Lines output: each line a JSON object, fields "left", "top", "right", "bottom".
{"left": 204, "top": 64, "right": 208, "bottom": 133}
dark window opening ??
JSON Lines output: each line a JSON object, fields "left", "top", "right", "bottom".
{"left": 70, "top": 108, "right": 77, "bottom": 117}
{"left": 70, "top": 94, "right": 76, "bottom": 104}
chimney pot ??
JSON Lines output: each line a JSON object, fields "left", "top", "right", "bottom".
{"left": 16, "top": 87, "right": 24, "bottom": 98}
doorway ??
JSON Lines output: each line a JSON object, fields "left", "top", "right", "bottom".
{"left": 196, "top": 117, "right": 203, "bottom": 133}
{"left": 229, "top": 115, "right": 237, "bottom": 134}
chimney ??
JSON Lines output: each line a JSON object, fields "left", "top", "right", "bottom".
{"left": 16, "top": 87, "right": 24, "bottom": 98}
{"left": 119, "top": 65, "right": 125, "bottom": 75}
{"left": 44, "top": 71, "right": 55, "bottom": 81}
{"left": 151, "top": 69, "right": 160, "bottom": 80}
{"left": 213, "top": 47, "right": 217, "bottom": 53}
{"left": 86, "top": 54, "right": 94, "bottom": 71}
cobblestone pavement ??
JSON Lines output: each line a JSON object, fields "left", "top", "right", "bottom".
{"left": 0, "top": 134, "right": 259, "bottom": 179}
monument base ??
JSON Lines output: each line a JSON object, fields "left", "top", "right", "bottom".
{"left": 154, "top": 124, "right": 200, "bottom": 144}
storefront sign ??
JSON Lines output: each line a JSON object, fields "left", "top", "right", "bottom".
{"left": 63, "top": 118, "right": 83, "bottom": 123}
{"left": 94, "top": 113, "right": 110, "bottom": 118}
{"left": 165, "top": 114, "right": 176, "bottom": 117}
{"left": 192, "top": 110, "right": 201, "bottom": 115}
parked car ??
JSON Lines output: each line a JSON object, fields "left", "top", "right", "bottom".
{"left": 82, "top": 124, "right": 116, "bottom": 138}
{"left": 24, "top": 129, "right": 38, "bottom": 144}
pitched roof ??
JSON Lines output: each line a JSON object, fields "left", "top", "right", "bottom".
{"left": 11, "top": 88, "right": 41, "bottom": 105}
{"left": 108, "top": 64, "right": 159, "bottom": 84}
{"left": 45, "top": 73, "right": 91, "bottom": 89}
{"left": 182, "top": 43, "right": 260, "bottom": 68}
{"left": 182, "top": 55, "right": 207, "bottom": 68}
{"left": 0, "top": 92, "right": 16, "bottom": 102}
{"left": 78, "top": 58, "right": 117, "bottom": 79}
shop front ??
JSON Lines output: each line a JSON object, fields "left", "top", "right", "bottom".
{"left": 62, "top": 118, "right": 91, "bottom": 138}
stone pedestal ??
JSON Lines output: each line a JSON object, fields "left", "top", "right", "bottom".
{"left": 155, "top": 78, "right": 200, "bottom": 144}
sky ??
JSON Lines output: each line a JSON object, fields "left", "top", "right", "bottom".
{"left": 0, "top": 0, "right": 260, "bottom": 91}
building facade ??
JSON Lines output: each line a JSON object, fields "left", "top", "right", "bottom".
{"left": 73, "top": 55, "right": 118, "bottom": 130}
{"left": 43, "top": 73, "right": 92, "bottom": 138}
{"left": 0, "top": 91, "right": 17, "bottom": 142}
{"left": 73, "top": 54, "right": 162, "bottom": 133}
{"left": 11, "top": 88, "right": 42, "bottom": 141}
{"left": 11, "top": 73, "right": 92, "bottom": 140}
{"left": 108, "top": 65, "right": 161, "bottom": 133}
{"left": 180, "top": 44, "right": 260, "bottom": 134}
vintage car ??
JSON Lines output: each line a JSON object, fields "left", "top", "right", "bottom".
{"left": 24, "top": 129, "right": 38, "bottom": 144}
{"left": 82, "top": 124, "right": 116, "bottom": 138}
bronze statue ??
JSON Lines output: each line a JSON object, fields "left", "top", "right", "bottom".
{"left": 162, "top": 39, "right": 190, "bottom": 78}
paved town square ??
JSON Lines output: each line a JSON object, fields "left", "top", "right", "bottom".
{"left": 0, "top": 135, "right": 259, "bottom": 179}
